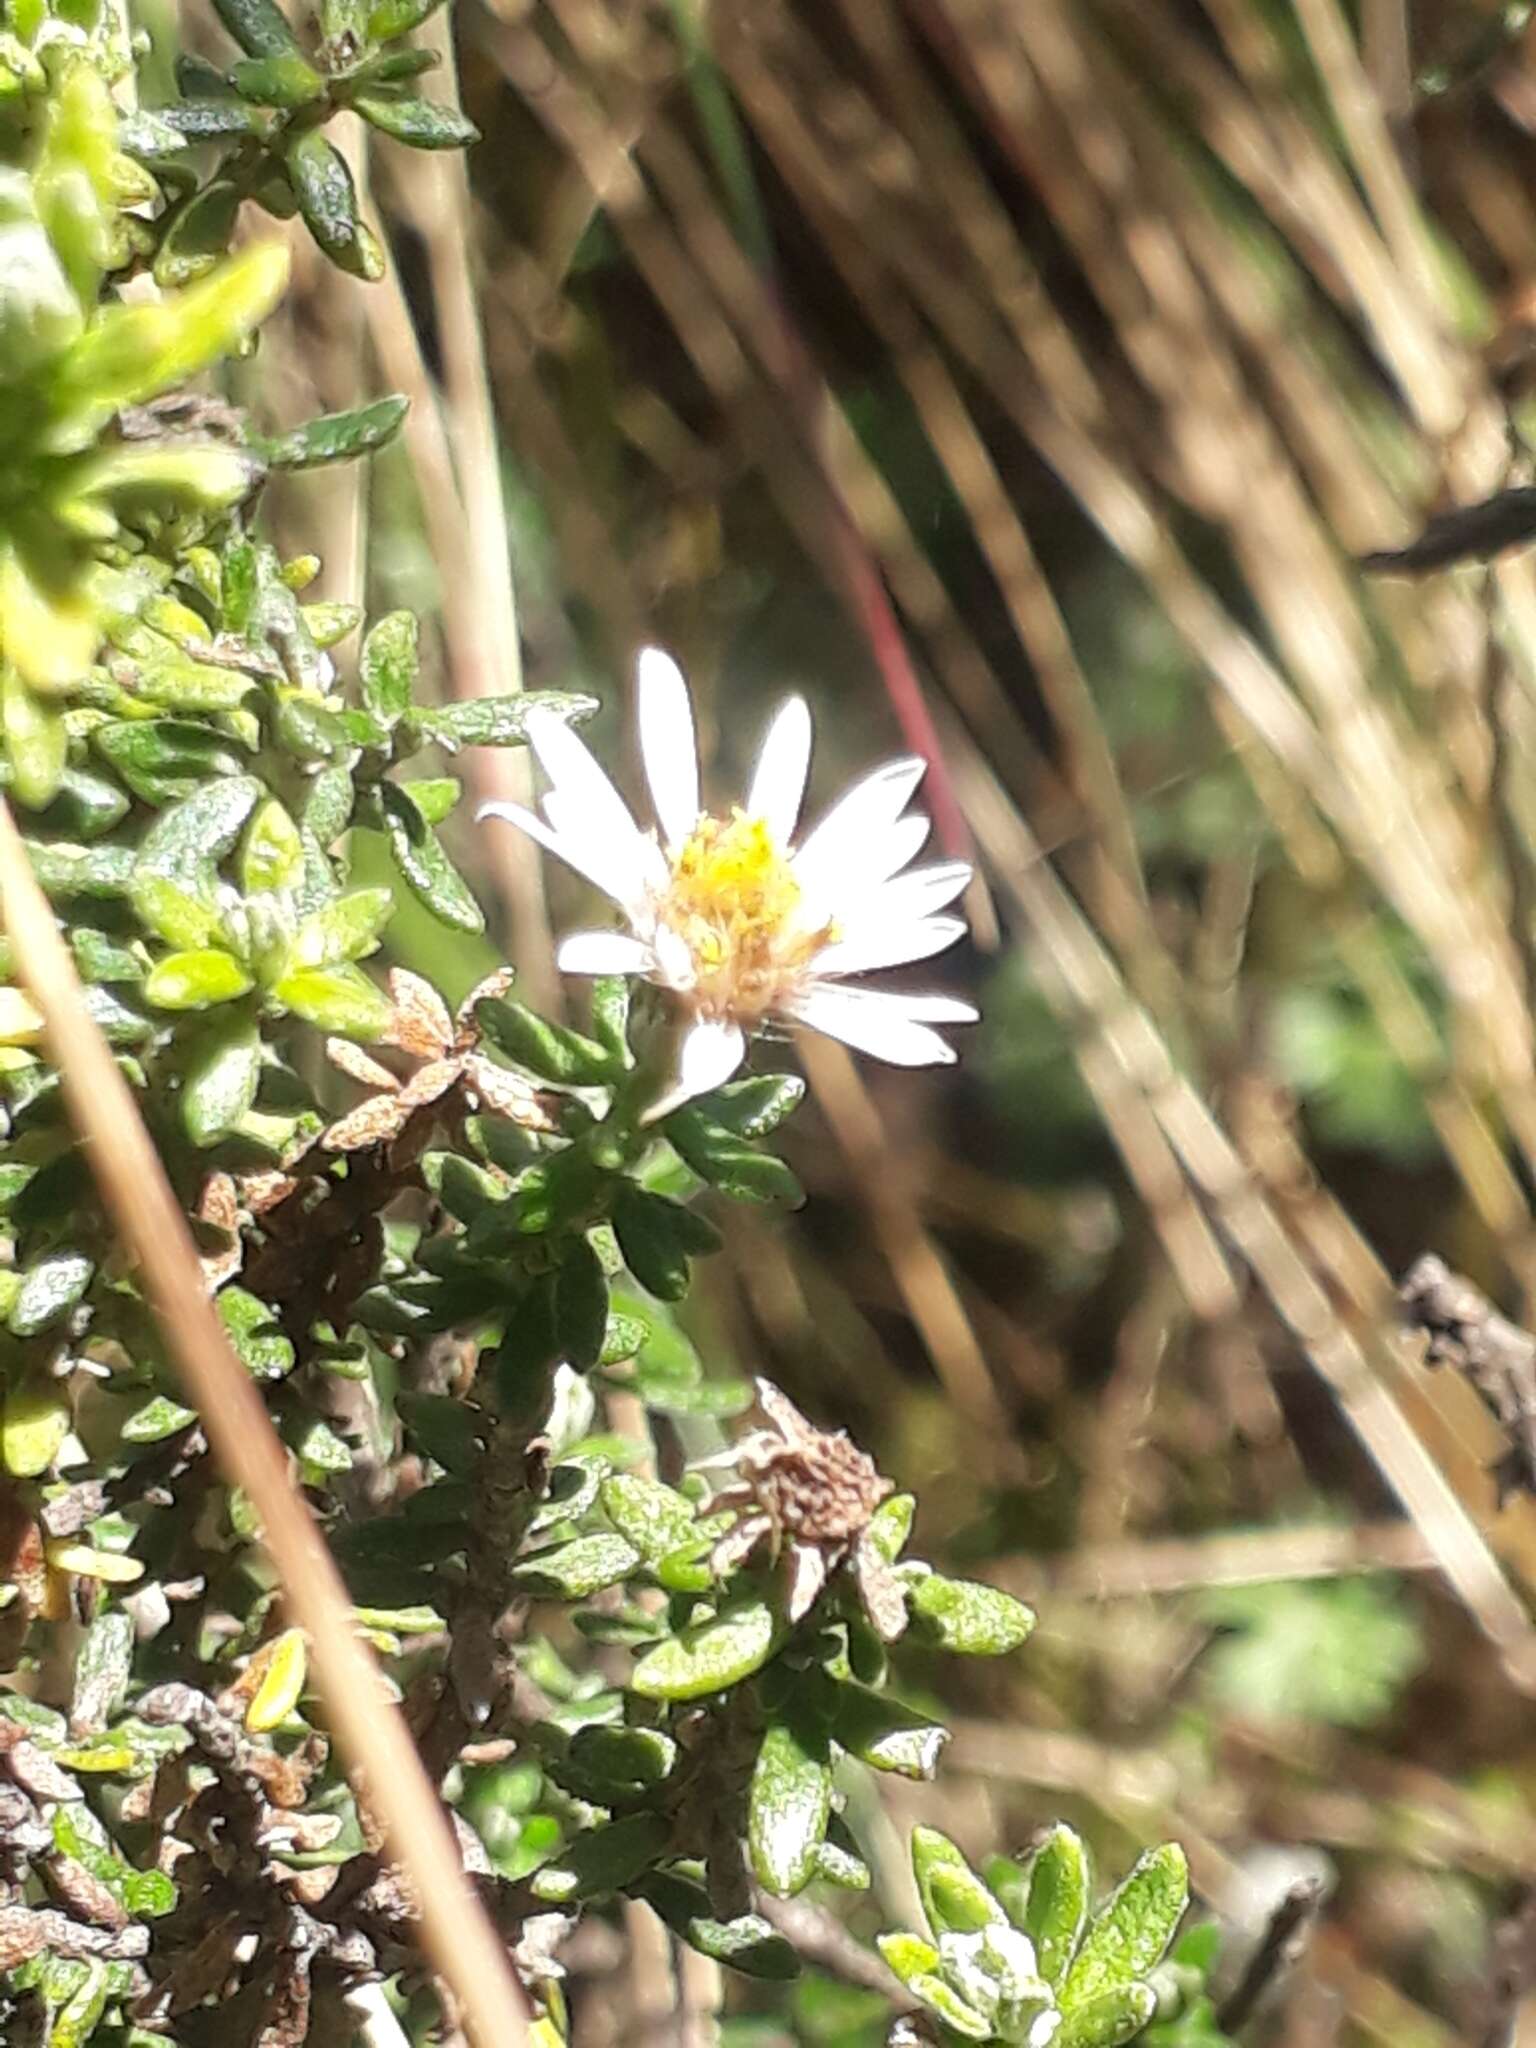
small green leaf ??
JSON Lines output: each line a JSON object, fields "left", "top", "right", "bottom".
{"left": 29, "top": 842, "right": 135, "bottom": 899}
{"left": 749, "top": 1715, "right": 832, "bottom": 1898}
{"left": 70, "top": 930, "right": 140, "bottom": 983}
{"left": 153, "top": 180, "right": 242, "bottom": 287}
{"left": 160, "top": 96, "right": 262, "bottom": 140}
{"left": 398, "top": 775, "right": 460, "bottom": 825}
{"left": 291, "top": 1412, "right": 353, "bottom": 1472}
{"left": 907, "top": 1572, "right": 1036, "bottom": 1656}
{"left": 82, "top": 984, "right": 152, "bottom": 1047}
{"left": 214, "top": 0, "right": 303, "bottom": 56}
{"left": 1057, "top": 1984, "right": 1158, "bottom": 2048}
{"left": 181, "top": 1010, "right": 262, "bottom": 1144}
{"left": 137, "top": 774, "right": 263, "bottom": 884}
{"left": 600, "top": 1472, "right": 695, "bottom": 1562}
{"left": 557, "top": 1723, "right": 677, "bottom": 1802}
{"left": 426, "top": 1152, "right": 507, "bottom": 1222}
{"left": 493, "top": 1275, "right": 560, "bottom": 1411}
{"left": 476, "top": 995, "right": 613, "bottom": 1084}
{"left": 144, "top": 948, "right": 253, "bottom": 1010}
{"left": 912, "top": 1826, "right": 1004, "bottom": 1938}
{"left": 240, "top": 797, "right": 304, "bottom": 895}
{"left": 46, "top": 1958, "right": 110, "bottom": 2048}
{"left": 42, "top": 767, "right": 128, "bottom": 841}
{"left": 638, "top": 1873, "right": 799, "bottom": 1979}
{"left": 119, "top": 652, "right": 256, "bottom": 714}
{"left": 904, "top": 1973, "right": 993, "bottom": 2039}
{"left": 303, "top": 601, "right": 364, "bottom": 648}
{"left": 667, "top": 1109, "right": 804, "bottom": 1204}
{"left": 1001, "top": 1824, "right": 1091, "bottom": 1991}
{"left": 3, "top": 669, "right": 67, "bottom": 811}
{"left": 359, "top": 608, "right": 417, "bottom": 727}
{"left": 531, "top": 1812, "right": 671, "bottom": 1902}
{"left": 303, "top": 763, "right": 356, "bottom": 848}
{"left": 1061, "top": 1845, "right": 1189, "bottom": 2016}
{"left": 2, "top": 1382, "right": 73, "bottom": 1475}
{"left": 411, "top": 689, "right": 598, "bottom": 751}
{"left": 366, "top": 0, "right": 445, "bottom": 38}
{"left": 11, "top": 1252, "right": 94, "bottom": 1335}
{"left": 373, "top": 780, "right": 483, "bottom": 932}
{"left": 93, "top": 718, "right": 246, "bottom": 805}
{"left": 231, "top": 49, "right": 325, "bottom": 103}
{"left": 131, "top": 875, "right": 227, "bottom": 951}
{"left": 829, "top": 1681, "right": 949, "bottom": 1780}
{"left": 218, "top": 1286, "right": 296, "bottom": 1381}
{"left": 354, "top": 92, "right": 478, "bottom": 148}
{"left": 70, "top": 1612, "right": 134, "bottom": 1734}
{"left": 515, "top": 1532, "right": 641, "bottom": 1599}
{"left": 695, "top": 1073, "right": 806, "bottom": 1138}
{"left": 630, "top": 1597, "right": 781, "bottom": 1701}
{"left": 122, "top": 1394, "right": 198, "bottom": 1443}
{"left": 272, "top": 963, "right": 393, "bottom": 1037}
{"left": 284, "top": 129, "right": 385, "bottom": 279}
{"left": 555, "top": 1235, "right": 609, "bottom": 1371}
{"left": 599, "top": 1309, "right": 648, "bottom": 1366}
{"left": 589, "top": 976, "right": 631, "bottom": 1065}
{"left": 865, "top": 1492, "right": 914, "bottom": 1565}
{"left": 289, "top": 887, "right": 395, "bottom": 969}
{"left": 612, "top": 1184, "right": 721, "bottom": 1302}
{"left": 397, "top": 1391, "right": 483, "bottom": 1477}
{"left": 877, "top": 1931, "right": 941, "bottom": 1988}
{"left": 813, "top": 1840, "right": 870, "bottom": 1889}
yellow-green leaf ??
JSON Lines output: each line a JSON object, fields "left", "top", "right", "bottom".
{"left": 244, "top": 1627, "right": 308, "bottom": 1731}
{"left": 144, "top": 948, "right": 253, "bottom": 1009}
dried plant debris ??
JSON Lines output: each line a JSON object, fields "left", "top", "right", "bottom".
{"left": 1399, "top": 1255, "right": 1536, "bottom": 1501}
{"left": 707, "top": 1378, "right": 906, "bottom": 1635}
{"left": 1358, "top": 488, "right": 1536, "bottom": 573}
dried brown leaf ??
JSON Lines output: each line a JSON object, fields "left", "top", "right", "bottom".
{"left": 386, "top": 969, "right": 453, "bottom": 1058}
{"left": 325, "top": 1038, "right": 399, "bottom": 1092}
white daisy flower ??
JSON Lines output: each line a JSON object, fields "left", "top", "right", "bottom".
{"left": 479, "top": 648, "right": 976, "bottom": 1116}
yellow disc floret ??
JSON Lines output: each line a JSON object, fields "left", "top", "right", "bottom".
{"left": 658, "top": 810, "right": 832, "bottom": 1020}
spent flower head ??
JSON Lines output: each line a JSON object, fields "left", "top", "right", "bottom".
{"left": 480, "top": 648, "right": 976, "bottom": 1115}
{"left": 706, "top": 1378, "right": 907, "bottom": 1637}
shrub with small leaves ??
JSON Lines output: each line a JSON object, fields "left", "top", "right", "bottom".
{"left": 0, "top": 5, "right": 1213, "bottom": 2044}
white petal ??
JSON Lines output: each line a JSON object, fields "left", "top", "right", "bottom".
{"left": 879, "top": 991, "right": 978, "bottom": 1023}
{"left": 790, "top": 984, "right": 968, "bottom": 1066}
{"left": 796, "top": 816, "right": 934, "bottom": 932}
{"left": 556, "top": 931, "right": 656, "bottom": 976}
{"left": 849, "top": 859, "right": 972, "bottom": 924}
{"left": 526, "top": 708, "right": 658, "bottom": 908}
{"left": 651, "top": 921, "right": 698, "bottom": 992}
{"left": 637, "top": 647, "right": 701, "bottom": 854}
{"left": 811, "top": 915, "right": 968, "bottom": 978}
{"left": 542, "top": 791, "right": 668, "bottom": 915}
{"left": 747, "top": 697, "right": 812, "bottom": 845}
{"left": 642, "top": 1016, "right": 747, "bottom": 1121}
{"left": 786, "top": 1544, "right": 829, "bottom": 1622}
{"left": 793, "top": 756, "right": 925, "bottom": 885}
{"left": 480, "top": 797, "right": 643, "bottom": 917}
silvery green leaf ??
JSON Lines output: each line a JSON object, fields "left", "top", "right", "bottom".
{"left": 1062, "top": 1844, "right": 1188, "bottom": 2016}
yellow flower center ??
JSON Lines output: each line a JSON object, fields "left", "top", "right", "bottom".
{"left": 658, "top": 811, "right": 832, "bottom": 1020}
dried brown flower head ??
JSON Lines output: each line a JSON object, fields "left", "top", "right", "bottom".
{"left": 707, "top": 1380, "right": 907, "bottom": 1639}
{"left": 322, "top": 967, "right": 552, "bottom": 1155}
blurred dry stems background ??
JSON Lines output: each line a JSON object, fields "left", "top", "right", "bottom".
{"left": 187, "top": 0, "right": 1536, "bottom": 2038}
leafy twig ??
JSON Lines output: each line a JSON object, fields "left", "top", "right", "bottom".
{"left": 0, "top": 799, "right": 533, "bottom": 2048}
